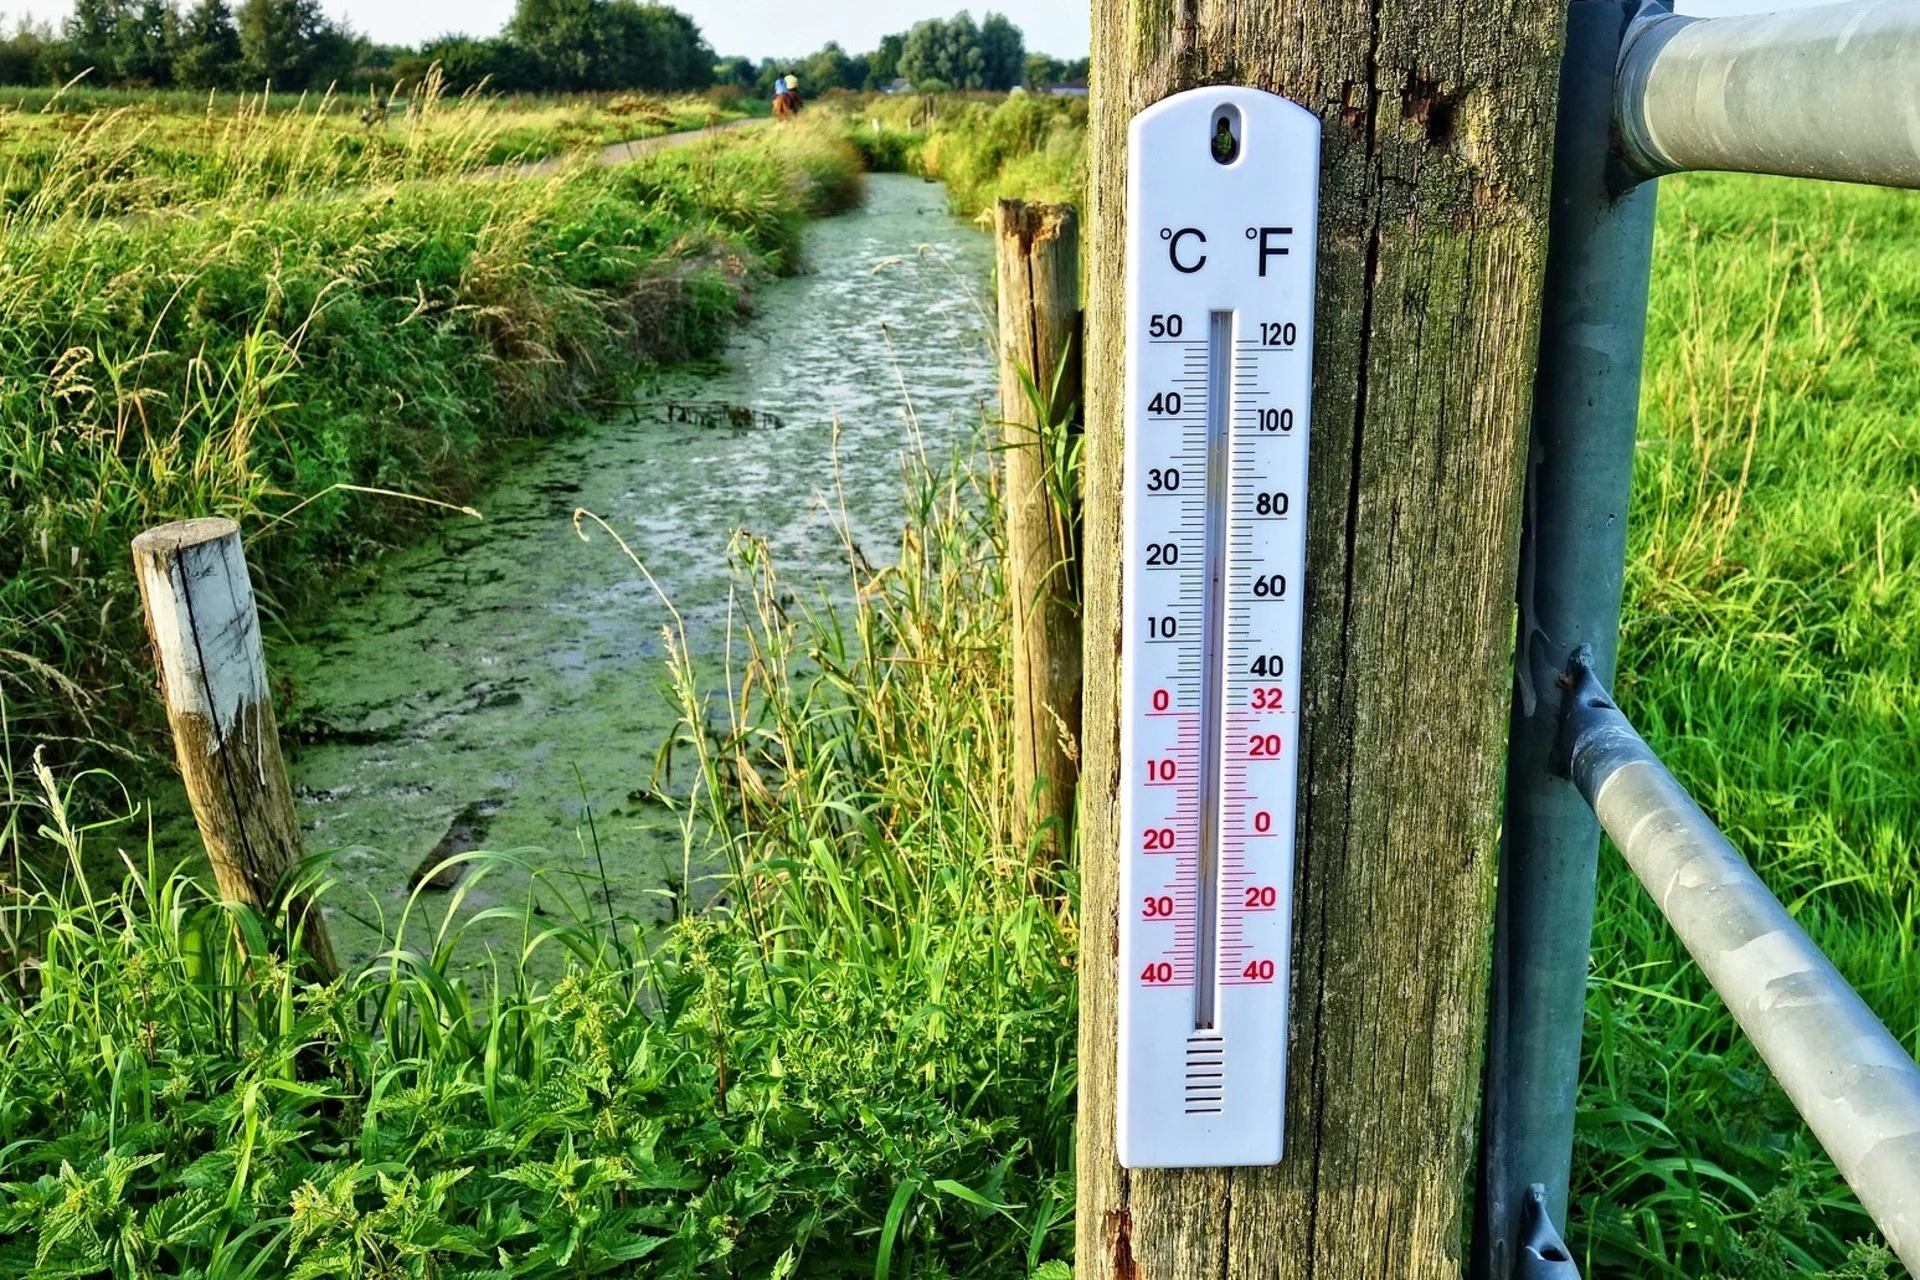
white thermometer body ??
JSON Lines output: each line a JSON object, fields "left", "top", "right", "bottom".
{"left": 1117, "top": 86, "right": 1320, "bottom": 1170}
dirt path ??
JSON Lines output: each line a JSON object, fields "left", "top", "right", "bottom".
{"left": 504, "top": 116, "right": 768, "bottom": 179}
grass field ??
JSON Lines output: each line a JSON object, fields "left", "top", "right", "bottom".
{"left": 0, "top": 79, "right": 739, "bottom": 219}
{"left": 1570, "top": 171, "right": 1920, "bottom": 1278}
{"left": 0, "top": 89, "right": 1917, "bottom": 1277}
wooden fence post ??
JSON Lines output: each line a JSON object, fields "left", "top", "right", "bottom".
{"left": 133, "top": 518, "right": 338, "bottom": 980}
{"left": 995, "top": 199, "right": 1083, "bottom": 862}
{"left": 1074, "top": 3, "right": 1564, "bottom": 1276}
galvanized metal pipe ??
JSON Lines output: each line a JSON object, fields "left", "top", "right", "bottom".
{"left": 1473, "top": 5, "right": 1657, "bottom": 1275}
{"left": 1617, "top": 0, "right": 1920, "bottom": 188}
{"left": 1560, "top": 651, "right": 1920, "bottom": 1272}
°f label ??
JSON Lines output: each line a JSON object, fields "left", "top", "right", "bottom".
{"left": 1117, "top": 86, "right": 1319, "bottom": 1170}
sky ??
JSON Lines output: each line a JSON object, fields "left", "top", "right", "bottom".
{"left": 0, "top": 0, "right": 1850, "bottom": 61}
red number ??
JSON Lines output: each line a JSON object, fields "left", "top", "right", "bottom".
{"left": 1245, "top": 885, "right": 1278, "bottom": 909}
{"left": 1152, "top": 688, "right": 1170, "bottom": 712}
{"left": 1148, "top": 758, "right": 1177, "bottom": 783}
{"left": 1143, "top": 895, "right": 1175, "bottom": 919}
{"left": 1241, "top": 959, "right": 1276, "bottom": 982}
{"left": 1250, "top": 686, "right": 1285, "bottom": 711}
{"left": 1249, "top": 733, "right": 1283, "bottom": 758}
{"left": 1141, "top": 961, "right": 1175, "bottom": 984}
{"left": 1142, "top": 827, "right": 1177, "bottom": 852}
{"left": 1252, "top": 810, "right": 1272, "bottom": 834}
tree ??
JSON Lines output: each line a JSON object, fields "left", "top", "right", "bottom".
{"left": 66, "top": 0, "right": 133, "bottom": 82}
{"left": 118, "top": 0, "right": 176, "bottom": 85}
{"left": 0, "top": 21, "right": 66, "bottom": 85}
{"left": 608, "top": 3, "right": 711, "bottom": 91}
{"left": 507, "top": 0, "right": 597, "bottom": 90}
{"left": 977, "top": 11, "right": 1023, "bottom": 90}
{"left": 237, "top": 0, "right": 349, "bottom": 88}
{"left": 865, "top": 32, "right": 904, "bottom": 89}
{"left": 1072, "top": 0, "right": 1565, "bottom": 1275}
{"left": 405, "top": 34, "right": 529, "bottom": 91}
{"left": 174, "top": 0, "right": 242, "bottom": 89}
{"left": 798, "top": 41, "right": 866, "bottom": 93}
{"left": 713, "top": 54, "right": 754, "bottom": 86}
{"left": 507, "top": 0, "right": 708, "bottom": 93}
{"left": 1022, "top": 51, "right": 1062, "bottom": 90}
{"left": 892, "top": 12, "right": 1024, "bottom": 92}
{"left": 899, "top": 14, "right": 987, "bottom": 91}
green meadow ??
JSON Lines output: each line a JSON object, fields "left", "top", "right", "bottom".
{"left": 0, "top": 89, "right": 1915, "bottom": 1277}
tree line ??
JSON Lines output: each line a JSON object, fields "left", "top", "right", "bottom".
{"left": 745, "top": 14, "right": 1089, "bottom": 99}
{"left": 0, "top": 0, "right": 714, "bottom": 93}
{"left": 0, "top": 2, "right": 1082, "bottom": 97}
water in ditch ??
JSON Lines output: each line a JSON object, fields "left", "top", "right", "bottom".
{"left": 272, "top": 174, "right": 996, "bottom": 968}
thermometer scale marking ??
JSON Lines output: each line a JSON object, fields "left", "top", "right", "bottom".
{"left": 1117, "top": 86, "right": 1319, "bottom": 1170}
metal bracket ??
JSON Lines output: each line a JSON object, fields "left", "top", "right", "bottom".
{"left": 1515, "top": 1183, "right": 1583, "bottom": 1279}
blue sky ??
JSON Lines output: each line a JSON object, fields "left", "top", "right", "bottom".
{"left": 0, "top": 0, "right": 1852, "bottom": 62}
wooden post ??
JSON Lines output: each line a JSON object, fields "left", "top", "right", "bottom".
{"left": 133, "top": 518, "right": 338, "bottom": 980}
{"left": 1075, "top": 4, "right": 1564, "bottom": 1277}
{"left": 995, "top": 199, "right": 1084, "bottom": 862}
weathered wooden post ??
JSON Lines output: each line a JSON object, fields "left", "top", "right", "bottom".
{"left": 133, "top": 518, "right": 339, "bottom": 980}
{"left": 995, "top": 199, "right": 1083, "bottom": 861}
{"left": 1075, "top": 3, "right": 1565, "bottom": 1275}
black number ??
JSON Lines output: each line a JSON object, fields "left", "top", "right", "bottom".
{"left": 1147, "top": 468, "right": 1180, "bottom": 492}
{"left": 1149, "top": 313, "right": 1184, "bottom": 338}
{"left": 1149, "top": 615, "right": 1178, "bottom": 639}
{"left": 1261, "top": 321, "right": 1297, "bottom": 347}
{"left": 1255, "top": 491, "right": 1289, "bottom": 516}
{"left": 1148, "top": 391, "right": 1183, "bottom": 416}
{"left": 1252, "top": 574, "right": 1287, "bottom": 599}
{"left": 1146, "top": 542, "right": 1179, "bottom": 566}
{"left": 1257, "top": 408, "right": 1295, "bottom": 433}
{"left": 1250, "top": 654, "right": 1285, "bottom": 677}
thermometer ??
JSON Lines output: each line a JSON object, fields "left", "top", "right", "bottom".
{"left": 1116, "top": 87, "right": 1320, "bottom": 1169}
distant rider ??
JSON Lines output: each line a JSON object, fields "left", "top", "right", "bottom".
{"left": 773, "top": 74, "right": 804, "bottom": 119}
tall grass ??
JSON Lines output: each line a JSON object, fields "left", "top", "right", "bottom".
{"left": 843, "top": 94, "right": 1086, "bottom": 218}
{"left": 0, "top": 120, "right": 863, "bottom": 781}
{"left": 0, "top": 433, "right": 1074, "bottom": 1278}
{"left": 0, "top": 78, "right": 736, "bottom": 220}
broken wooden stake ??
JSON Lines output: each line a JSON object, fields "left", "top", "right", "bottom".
{"left": 132, "top": 517, "right": 339, "bottom": 980}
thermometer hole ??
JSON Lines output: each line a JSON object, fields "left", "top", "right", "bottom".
{"left": 1209, "top": 106, "right": 1242, "bottom": 165}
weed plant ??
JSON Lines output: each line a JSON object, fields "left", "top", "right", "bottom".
{"left": 0, "top": 120, "right": 862, "bottom": 779}
{"left": 0, "top": 433, "right": 1074, "bottom": 1277}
